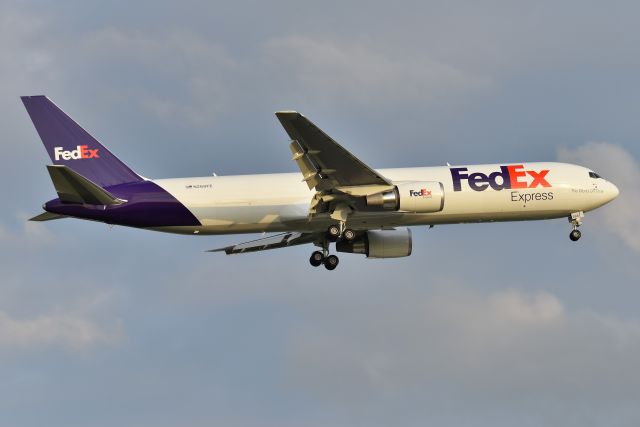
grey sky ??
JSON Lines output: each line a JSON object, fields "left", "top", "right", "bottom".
{"left": 1, "top": 0, "right": 639, "bottom": 426}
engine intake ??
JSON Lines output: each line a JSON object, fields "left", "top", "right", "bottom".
{"left": 366, "top": 181, "right": 444, "bottom": 213}
{"left": 336, "top": 228, "right": 412, "bottom": 258}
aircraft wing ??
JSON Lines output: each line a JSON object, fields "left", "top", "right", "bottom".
{"left": 276, "top": 111, "right": 392, "bottom": 191}
{"left": 208, "top": 232, "right": 317, "bottom": 255}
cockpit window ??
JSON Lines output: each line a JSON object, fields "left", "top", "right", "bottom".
{"left": 589, "top": 171, "right": 601, "bottom": 179}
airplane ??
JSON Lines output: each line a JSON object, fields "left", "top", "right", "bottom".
{"left": 22, "top": 95, "right": 620, "bottom": 270}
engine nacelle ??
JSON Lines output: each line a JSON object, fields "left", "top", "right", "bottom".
{"left": 336, "top": 228, "right": 412, "bottom": 258}
{"left": 366, "top": 181, "right": 444, "bottom": 213}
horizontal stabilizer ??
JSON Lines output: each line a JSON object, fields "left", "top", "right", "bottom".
{"left": 46, "top": 165, "right": 126, "bottom": 205}
{"left": 29, "top": 212, "right": 67, "bottom": 221}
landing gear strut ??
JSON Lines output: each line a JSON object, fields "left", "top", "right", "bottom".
{"left": 568, "top": 211, "right": 584, "bottom": 242}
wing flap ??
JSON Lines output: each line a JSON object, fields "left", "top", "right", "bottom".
{"left": 208, "top": 232, "right": 317, "bottom": 255}
{"left": 290, "top": 140, "right": 323, "bottom": 190}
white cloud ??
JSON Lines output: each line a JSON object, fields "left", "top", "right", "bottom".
{"left": 0, "top": 214, "right": 56, "bottom": 249}
{"left": 262, "top": 36, "right": 491, "bottom": 108}
{"left": 72, "top": 28, "right": 239, "bottom": 127}
{"left": 0, "top": 283, "right": 125, "bottom": 354}
{"left": 288, "top": 284, "right": 640, "bottom": 410}
{"left": 66, "top": 32, "right": 492, "bottom": 123}
{"left": 0, "top": 217, "right": 124, "bottom": 353}
{"left": 558, "top": 142, "right": 640, "bottom": 251}
{"left": 0, "top": 310, "right": 123, "bottom": 352}
{"left": 0, "top": 217, "right": 47, "bottom": 257}
{"left": 0, "top": 11, "right": 239, "bottom": 130}
{"left": 1, "top": 9, "right": 493, "bottom": 139}
{"left": 0, "top": 9, "right": 55, "bottom": 95}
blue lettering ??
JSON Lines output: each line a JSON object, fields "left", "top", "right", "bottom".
{"left": 468, "top": 172, "right": 489, "bottom": 191}
{"left": 450, "top": 167, "right": 469, "bottom": 191}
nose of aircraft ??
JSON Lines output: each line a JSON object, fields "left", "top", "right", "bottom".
{"left": 607, "top": 181, "right": 620, "bottom": 202}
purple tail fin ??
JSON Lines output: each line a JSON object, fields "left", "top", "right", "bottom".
{"left": 21, "top": 95, "right": 142, "bottom": 188}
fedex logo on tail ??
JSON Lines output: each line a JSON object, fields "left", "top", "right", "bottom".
{"left": 54, "top": 145, "right": 100, "bottom": 161}
{"left": 450, "top": 165, "right": 550, "bottom": 192}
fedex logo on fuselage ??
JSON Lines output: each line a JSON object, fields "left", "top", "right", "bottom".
{"left": 450, "top": 165, "right": 550, "bottom": 192}
{"left": 54, "top": 145, "right": 100, "bottom": 161}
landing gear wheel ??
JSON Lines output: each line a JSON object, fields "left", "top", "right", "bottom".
{"left": 569, "top": 229, "right": 582, "bottom": 241}
{"left": 327, "top": 224, "right": 341, "bottom": 242}
{"left": 342, "top": 228, "right": 356, "bottom": 242}
{"left": 309, "top": 251, "right": 324, "bottom": 267}
{"left": 324, "top": 254, "right": 339, "bottom": 271}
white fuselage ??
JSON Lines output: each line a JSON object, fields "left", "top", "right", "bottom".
{"left": 151, "top": 162, "right": 619, "bottom": 235}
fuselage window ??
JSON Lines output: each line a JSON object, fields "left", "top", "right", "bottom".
{"left": 589, "top": 171, "right": 601, "bottom": 179}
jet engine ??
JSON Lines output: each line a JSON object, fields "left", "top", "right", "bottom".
{"left": 336, "top": 228, "right": 412, "bottom": 258}
{"left": 366, "top": 181, "right": 444, "bottom": 213}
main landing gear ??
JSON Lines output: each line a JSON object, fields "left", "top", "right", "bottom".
{"left": 309, "top": 251, "right": 324, "bottom": 267}
{"left": 310, "top": 231, "right": 337, "bottom": 270}
{"left": 309, "top": 250, "right": 340, "bottom": 271}
{"left": 308, "top": 223, "right": 356, "bottom": 271}
{"left": 326, "top": 223, "right": 356, "bottom": 242}
{"left": 569, "top": 211, "right": 584, "bottom": 242}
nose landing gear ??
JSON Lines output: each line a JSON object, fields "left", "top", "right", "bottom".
{"left": 568, "top": 211, "right": 584, "bottom": 241}
{"left": 569, "top": 229, "right": 582, "bottom": 241}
